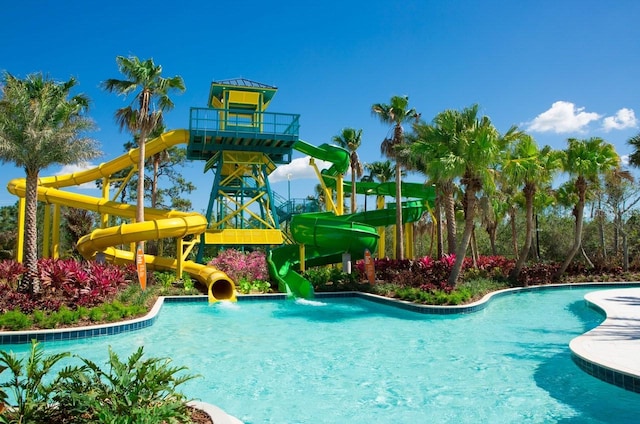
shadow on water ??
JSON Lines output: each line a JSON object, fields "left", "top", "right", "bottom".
{"left": 532, "top": 298, "right": 640, "bottom": 423}
{"left": 534, "top": 351, "right": 640, "bottom": 424}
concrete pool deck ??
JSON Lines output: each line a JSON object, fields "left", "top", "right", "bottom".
{"left": 570, "top": 287, "right": 640, "bottom": 393}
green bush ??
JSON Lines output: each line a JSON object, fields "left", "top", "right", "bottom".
{"left": 0, "top": 342, "right": 199, "bottom": 424}
{"left": 0, "top": 341, "right": 70, "bottom": 423}
{"left": 0, "top": 309, "right": 32, "bottom": 331}
{"left": 53, "top": 346, "right": 199, "bottom": 423}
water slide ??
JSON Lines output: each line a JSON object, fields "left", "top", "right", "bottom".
{"left": 267, "top": 140, "right": 434, "bottom": 298}
{"left": 6, "top": 129, "right": 236, "bottom": 302}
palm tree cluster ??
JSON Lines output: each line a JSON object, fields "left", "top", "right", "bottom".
{"left": 339, "top": 101, "right": 630, "bottom": 286}
{"left": 1, "top": 60, "right": 638, "bottom": 294}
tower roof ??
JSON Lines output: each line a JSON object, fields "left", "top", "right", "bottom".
{"left": 212, "top": 78, "right": 277, "bottom": 89}
{"left": 208, "top": 78, "right": 278, "bottom": 108}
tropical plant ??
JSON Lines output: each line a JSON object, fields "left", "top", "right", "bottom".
{"left": 102, "top": 56, "right": 185, "bottom": 255}
{"left": 553, "top": 137, "right": 620, "bottom": 280}
{"left": 409, "top": 104, "right": 519, "bottom": 285}
{"left": 502, "top": 135, "right": 562, "bottom": 282}
{"left": 0, "top": 340, "right": 70, "bottom": 423}
{"left": 0, "top": 72, "right": 100, "bottom": 294}
{"left": 53, "top": 346, "right": 198, "bottom": 423}
{"left": 372, "top": 96, "right": 420, "bottom": 260}
{"left": 627, "top": 132, "right": 640, "bottom": 167}
{"left": 409, "top": 109, "right": 467, "bottom": 256}
{"left": 333, "top": 128, "right": 364, "bottom": 213}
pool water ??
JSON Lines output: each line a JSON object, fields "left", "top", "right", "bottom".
{"left": 3, "top": 288, "right": 640, "bottom": 423}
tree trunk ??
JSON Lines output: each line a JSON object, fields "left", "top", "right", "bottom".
{"left": 487, "top": 224, "right": 497, "bottom": 256}
{"left": 510, "top": 185, "right": 535, "bottom": 284}
{"left": 395, "top": 161, "right": 404, "bottom": 260}
{"left": 581, "top": 246, "right": 594, "bottom": 268}
{"left": 442, "top": 181, "right": 457, "bottom": 254}
{"left": 622, "top": 229, "right": 629, "bottom": 272}
{"left": 351, "top": 159, "right": 357, "bottom": 213}
{"left": 448, "top": 186, "right": 477, "bottom": 287}
{"left": 554, "top": 182, "right": 586, "bottom": 281}
{"left": 137, "top": 130, "right": 147, "bottom": 253}
{"left": 509, "top": 207, "right": 518, "bottom": 259}
{"left": 20, "top": 170, "right": 41, "bottom": 294}
{"left": 471, "top": 224, "right": 478, "bottom": 267}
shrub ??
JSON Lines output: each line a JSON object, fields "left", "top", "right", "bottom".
{"left": 209, "top": 249, "right": 268, "bottom": 284}
{"left": 0, "top": 309, "right": 32, "bottom": 331}
{"left": 53, "top": 346, "right": 199, "bottom": 423}
{"left": 0, "top": 341, "right": 70, "bottom": 423}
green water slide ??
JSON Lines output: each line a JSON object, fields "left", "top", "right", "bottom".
{"left": 267, "top": 140, "right": 435, "bottom": 298}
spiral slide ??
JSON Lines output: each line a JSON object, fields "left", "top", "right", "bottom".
{"left": 267, "top": 140, "right": 434, "bottom": 298}
{"left": 6, "top": 129, "right": 236, "bottom": 302}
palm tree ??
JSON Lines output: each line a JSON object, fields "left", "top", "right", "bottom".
{"left": 0, "top": 72, "right": 99, "bottom": 293}
{"left": 502, "top": 135, "right": 562, "bottom": 282}
{"left": 412, "top": 105, "right": 520, "bottom": 285}
{"left": 102, "top": 56, "right": 185, "bottom": 237}
{"left": 627, "top": 132, "right": 640, "bottom": 167}
{"left": 372, "top": 96, "right": 419, "bottom": 260}
{"left": 365, "top": 160, "right": 395, "bottom": 184}
{"left": 553, "top": 137, "right": 620, "bottom": 280}
{"left": 410, "top": 109, "right": 472, "bottom": 255}
{"left": 332, "top": 128, "right": 364, "bottom": 213}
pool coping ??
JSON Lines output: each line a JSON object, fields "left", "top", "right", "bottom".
{"left": 2, "top": 281, "right": 640, "bottom": 395}
{"left": 569, "top": 287, "right": 640, "bottom": 393}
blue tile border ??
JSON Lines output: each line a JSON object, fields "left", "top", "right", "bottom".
{"left": 2, "top": 282, "right": 639, "bottom": 345}
{"left": 571, "top": 354, "right": 640, "bottom": 393}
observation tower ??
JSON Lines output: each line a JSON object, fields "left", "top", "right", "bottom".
{"left": 187, "top": 78, "right": 299, "bottom": 261}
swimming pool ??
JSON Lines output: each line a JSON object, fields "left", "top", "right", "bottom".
{"left": 3, "top": 287, "right": 640, "bottom": 423}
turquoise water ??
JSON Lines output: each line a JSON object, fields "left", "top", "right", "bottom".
{"left": 3, "top": 288, "right": 640, "bottom": 423}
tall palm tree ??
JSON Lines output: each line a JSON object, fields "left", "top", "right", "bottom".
{"left": 553, "top": 137, "right": 620, "bottom": 280}
{"left": 372, "top": 96, "right": 419, "bottom": 260}
{"left": 410, "top": 108, "right": 472, "bottom": 255}
{"left": 102, "top": 56, "right": 185, "bottom": 236}
{"left": 411, "top": 104, "right": 520, "bottom": 285}
{"left": 332, "top": 128, "right": 364, "bottom": 213}
{"left": 0, "top": 72, "right": 99, "bottom": 293}
{"left": 502, "top": 135, "right": 562, "bottom": 281}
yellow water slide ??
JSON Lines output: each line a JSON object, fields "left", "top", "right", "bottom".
{"left": 6, "top": 129, "right": 236, "bottom": 302}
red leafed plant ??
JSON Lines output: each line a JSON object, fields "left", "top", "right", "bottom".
{"left": 0, "top": 258, "right": 132, "bottom": 313}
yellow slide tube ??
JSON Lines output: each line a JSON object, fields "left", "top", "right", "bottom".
{"left": 6, "top": 130, "right": 235, "bottom": 302}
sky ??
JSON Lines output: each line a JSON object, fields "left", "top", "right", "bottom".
{"left": 1, "top": 0, "right": 639, "bottom": 213}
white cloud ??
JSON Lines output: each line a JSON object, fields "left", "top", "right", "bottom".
{"left": 602, "top": 108, "right": 638, "bottom": 131}
{"left": 56, "top": 162, "right": 99, "bottom": 190}
{"left": 621, "top": 154, "right": 630, "bottom": 166}
{"left": 268, "top": 157, "right": 332, "bottom": 183}
{"left": 526, "top": 101, "right": 601, "bottom": 134}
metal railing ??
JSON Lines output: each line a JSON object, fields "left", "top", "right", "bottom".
{"left": 190, "top": 107, "right": 300, "bottom": 138}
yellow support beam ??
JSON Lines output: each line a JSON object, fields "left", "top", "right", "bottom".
{"left": 204, "top": 229, "right": 283, "bottom": 245}
{"left": 52, "top": 204, "right": 61, "bottom": 259}
{"left": 16, "top": 198, "right": 25, "bottom": 262}
{"left": 43, "top": 204, "right": 51, "bottom": 258}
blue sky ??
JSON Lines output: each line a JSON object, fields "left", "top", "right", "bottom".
{"left": 2, "top": 0, "right": 639, "bottom": 213}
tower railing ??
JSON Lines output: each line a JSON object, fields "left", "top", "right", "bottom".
{"left": 190, "top": 107, "right": 300, "bottom": 138}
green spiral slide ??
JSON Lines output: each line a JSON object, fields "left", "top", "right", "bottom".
{"left": 267, "top": 140, "right": 435, "bottom": 298}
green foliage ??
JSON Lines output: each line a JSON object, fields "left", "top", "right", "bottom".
{"left": 0, "top": 309, "right": 32, "bottom": 330}
{"left": 0, "top": 342, "right": 199, "bottom": 423}
{"left": 181, "top": 272, "right": 194, "bottom": 292}
{"left": 53, "top": 346, "right": 199, "bottom": 424}
{"left": 237, "top": 279, "right": 272, "bottom": 294}
{"left": 0, "top": 340, "right": 70, "bottom": 423}
{"left": 303, "top": 266, "right": 368, "bottom": 292}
